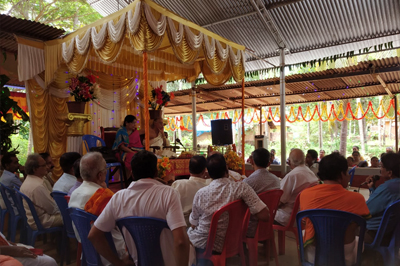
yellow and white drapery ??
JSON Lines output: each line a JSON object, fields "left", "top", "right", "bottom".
{"left": 17, "top": 0, "right": 246, "bottom": 177}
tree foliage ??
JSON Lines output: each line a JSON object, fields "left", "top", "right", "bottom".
{"left": 1, "top": 0, "right": 102, "bottom": 31}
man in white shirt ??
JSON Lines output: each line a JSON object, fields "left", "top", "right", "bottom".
{"left": 53, "top": 152, "right": 81, "bottom": 193}
{"left": 88, "top": 150, "right": 190, "bottom": 266}
{"left": 20, "top": 154, "right": 62, "bottom": 230}
{"left": 275, "top": 149, "right": 319, "bottom": 226}
{"left": 188, "top": 153, "right": 270, "bottom": 253}
{"left": 68, "top": 152, "right": 127, "bottom": 265}
{"left": 0, "top": 153, "right": 23, "bottom": 214}
{"left": 171, "top": 155, "right": 211, "bottom": 226}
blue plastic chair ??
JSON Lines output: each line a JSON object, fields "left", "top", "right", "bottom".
{"left": 0, "top": 184, "right": 22, "bottom": 242}
{"left": 348, "top": 166, "right": 357, "bottom": 186}
{"left": 0, "top": 185, "right": 9, "bottom": 234}
{"left": 51, "top": 191, "right": 76, "bottom": 265}
{"left": 15, "top": 189, "right": 63, "bottom": 247}
{"left": 83, "top": 134, "right": 125, "bottom": 188}
{"left": 364, "top": 199, "right": 400, "bottom": 266}
{"left": 116, "top": 217, "right": 169, "bottom": 266}
{"left": 296, "top": 209, "right": 366, "bottom": 266}
{"left": 68, "top": 208, "right": 117, "bottom": 266}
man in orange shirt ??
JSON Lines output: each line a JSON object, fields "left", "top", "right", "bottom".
{"left": 300, "top": 153, "right": 371, "bottom": 266}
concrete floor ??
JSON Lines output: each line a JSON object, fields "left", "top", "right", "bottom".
{"left": 32, "top": 230, "right": 300, "bottom": 266}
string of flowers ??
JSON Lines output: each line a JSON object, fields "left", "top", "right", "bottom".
{"left": 68, "top": 74, "right": 100, "bottom": 102}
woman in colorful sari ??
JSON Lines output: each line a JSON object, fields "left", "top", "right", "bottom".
{"left": 113, "top": 115, "right": 144, "bottom": 172}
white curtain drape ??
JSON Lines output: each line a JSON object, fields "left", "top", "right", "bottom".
{"left": 18, "top": 44, "right": 45, "bottom": 81}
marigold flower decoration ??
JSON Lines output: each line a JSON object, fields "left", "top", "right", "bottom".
{"left": 157, "top": 157, "right": 172, "bottom": 179}
{"left": 68, "top": 74, "right": 100, "bottom": 102}
{"left": 224, "top": 150, "right": 242, "bottom": 171}
{"left": 149, "top": 85, "right": 174, "bottom": 110}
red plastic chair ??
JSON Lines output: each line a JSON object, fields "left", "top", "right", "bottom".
{"left": 196, "top": 199, "right": 248, "bottom": 266}
{"left": 243, "top": 189, "right": 283, "bottom": 266}
{"left": 272, "top": 192, "right": 302, "bottom": 257}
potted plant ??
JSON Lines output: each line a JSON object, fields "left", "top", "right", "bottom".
{"left": 0, "top": 75, "right": 29, "bottom": 154}
{"left": 67, "top": 74, "right": 100, "bottom": 113}
{"left": 148, "top": 85, "right": 174, "bottom": 119}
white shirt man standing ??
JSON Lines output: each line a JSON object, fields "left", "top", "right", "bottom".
{"left": 171, "top": 155, "right": 211, "bottom": 226}
{"left": 88, "top": 150, "right": 189, "bottom": 266}
{"left": 275, "top": 149, "right": 318, "bottom": 226}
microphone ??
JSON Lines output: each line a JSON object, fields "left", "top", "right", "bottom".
{"left": 175, "top": 138, "right": 184, "bottom": 147}
{"left": 361, "top": 175, "right": 380, "bottom": 186}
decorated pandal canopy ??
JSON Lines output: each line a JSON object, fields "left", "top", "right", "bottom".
{"left": 17, "top": 0, "right": 246, "bottom": 178}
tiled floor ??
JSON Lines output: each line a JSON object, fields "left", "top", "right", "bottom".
{"left": 31, "top": 230, "right": 299, "bottom": 266}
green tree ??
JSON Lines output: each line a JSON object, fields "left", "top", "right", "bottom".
{"left": 1, "top": 0, "right": 102, "bottom": 31}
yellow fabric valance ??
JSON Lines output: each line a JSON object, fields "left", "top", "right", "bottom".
{"left": 44, "top": 0, "right": 245, "bottom": 87}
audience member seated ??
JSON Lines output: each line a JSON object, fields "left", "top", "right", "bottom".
{"left": 364, "top": 152, "right": 400, "bottom": 244}
{"left": 318, "top": 149, "right": 325, "bottom": 162}
{"left": 270, "top": 149, "right": 280, "bottom": 164}
{"left": 20, "top": 154, "right": 63, "bottom": 230}
{"left": 300, "top": 152, "right": 371, "bottom": 266}
{"left": 171, "top": 156, "right": 211, "bottom": 226}
{"left": 68, "top": 159, "right": 83, "bottom": 196}
{"left": 40, "top": 153, "right": 55, "bottom": 192}
{"left": 353, "top": 146, "right": 365, "bottom": 161}
{"left": 0, "top": 231, "right": 57, "bottom": 266}
{"left": 347, "top": 156, "right": 356, "bottom": 167}
{"left": 369, "top": 156, "right": 379, "bottom": 168}
{"left": 113, "top": 115, "right": 143, "bottom": 174}
{"left": 188, "top": 153, "right": 269, "bottom": 254}
{"left": 352, "top": 151, "right": 367, "bottom": 167}
{"left": 275, "top": 149, "right": 318, "bottom": 226}
{"left": 385, "top": 147, "right": 393, "bottom": 153}
{"left": 0, "top": 153, "right": 23, "bottom": 213}
{"left": 69, "top": 152, "right": 127, "bottom": 264}
{"left": 88, "top": 150, "right": 189, "bottom": 266}
{"left": 53, "top": 152, "right": 81, "bottom": 193}
{"left": 244, "top": 148, "right": 280, "bottom": 193}
{"left": 244, "top": 148, "right": 279, "bottom": 237}
{"left": 305, "top": 149, "right": 319, "bottom": 177}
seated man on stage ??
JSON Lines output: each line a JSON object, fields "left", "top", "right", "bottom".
{"left": 148, "top": 117, "right": 176, "bottom": 157}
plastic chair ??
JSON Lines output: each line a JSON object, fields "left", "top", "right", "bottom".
{"left": 51, "top": 191, "right": 79, "bottom": 265}
{"left": 83, "top": 134, "right": 125, "bottom": 188}
{"left": 196, "top": 199, "right": 248, "bottom": 266}
{"left": 296, "top": 209, "right": 366, "bottom": 266}
{"left": 244, "top": 189, "right": 283, "bottom": 266}
{"left": 273, "top": 192, "right": 302, "bottom": 256}
{"left": 116, "top": 217, "right": 169, "bottom": 265}
{"left": 364, "top": 199, "right": 400, "bottom": 266}
{"left": 0, "top": 184, "right": 22, "bottom": 242}
{"left": 15, "top": 189, "right": 63, "bottom": 247}
{"left": 68, "top": 208, "right": 117, "bottom": 266}
{"left": 348, "top": 166, "right": 357, "bottom": 186}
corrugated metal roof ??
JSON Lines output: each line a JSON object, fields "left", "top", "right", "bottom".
{"left": 0, "top": 15, "right": 65, "bottom": 53}
{"left": 164, "top": 56, "right": 400, "bottom": 115}
{"left": 87, "top": 0, "right": 400, "bottom": 71}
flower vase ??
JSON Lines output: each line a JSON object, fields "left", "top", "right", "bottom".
{"left": 67, "top": 101, "right": 86, "bottom": 114}
{"left": 149, "top": 109, "right": 162, "bottom": 120}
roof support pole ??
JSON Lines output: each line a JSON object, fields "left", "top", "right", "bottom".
{"left": 395, "top": 95, "right": 399, "bottom": 153}
{"left": 279, "top": 47, "right": 286, "bottom": 175}
{"left": 259, "top": 106, "right": 262, "bottom": 135}
{"left": 242, "top": 78, "right": 245, "bottom": 175}
{"left": 191, "top": 83, "right": 197, "bottom": 151}
{"left": 143, "top": 52, "right": 150, "bottom": 151}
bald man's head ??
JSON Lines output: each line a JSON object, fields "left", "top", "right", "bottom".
{"left": 289, "top": 149, "right": 305, "bottom": 169}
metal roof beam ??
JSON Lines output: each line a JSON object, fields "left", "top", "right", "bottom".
{"left": 249, "top": 0, "right": 288, "bottom": 49}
